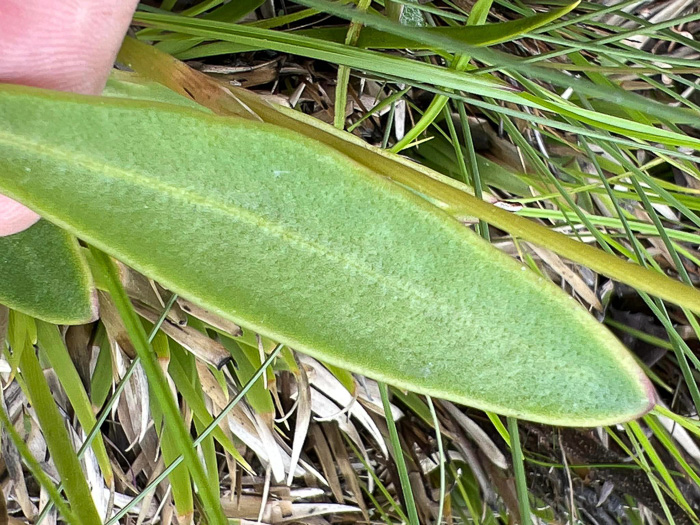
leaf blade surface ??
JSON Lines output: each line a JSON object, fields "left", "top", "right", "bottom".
{"left": 0, "top": 84, "right": 653, "bottom": 425}
{"left": 0, "top": 220, "right": 94, "bottom": 324}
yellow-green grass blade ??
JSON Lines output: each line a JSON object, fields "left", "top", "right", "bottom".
{"left": 34, "top": 294, "right": 181, "bottom": 524}
{"left": 0, "top": 220, "right": 94, "bottom": 324}
{"left": 379, "top": 383, "right": 419, "bottom": 525}
{"left": 105, "top": 344, "right": 283, "bottom": 525}
{"left": 390, "top": 0, "right": 496, "bottom": 153}
{"left": 35, "top": 321, "right": 113, "bottom": 485}
{"left": 644, "top": 415, "right": 700, "bottom": 489}
{"left": 18, "top": 340, "right": 102, "bottom": 524}
{"left": 221, "top": 337, "right": 275, "bottom": 416}
{"left": 297, "top": 2, "right": 579, "bottom": 49}
{"left": 508, "top": 417, "right": 532, "bottom": 525}
{"left": 628, "top": 421, "right": 697, "bottom": 518}
{"left": 0, "top": 400, "right": 79, "bottom": 524}
{"left": 168, "top": 340, "right": 253, "bottom": 471}
{"left": 151, "top": 385, "right": 195, "bottom": 522}
{"left": 289, "top": 0, "right": 699, "bottom": 127}
{"left": 89, "top": 248, "right": 228, "bottom": 525}
{"left": 6, "top": 310, "right": 34, "bottom": 380}
{"left": 89, "top": 327, "right": 113, "bottom": 410}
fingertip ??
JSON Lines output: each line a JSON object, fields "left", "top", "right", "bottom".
{"left": 0, "top": 196, "right": 41, "bottom": 236}
{"left": 0, "top": 0, "right": 139, "bottom": 95}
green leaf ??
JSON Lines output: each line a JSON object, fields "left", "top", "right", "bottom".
{"left": 150, "top": 383, "right": 194, "bottom": 522}
{"left": 297, "top": 2, "right": 579, "bottom": 49}
{"left": 0, "top": 84, "right": 654, "bottom": 426}
{"left": 221, "top": 337, "right": 275, "bottom": 416}
{"left": 168, "top": 340, "right": 253, "bottom": 471}
{"left": 0, "top": 220, "right": 94, "bottom": 324}
{"left": 18, "top": 343, "right": 102, "bottom": 525}
{"left": 35, "top": 321, "right": 113, "bottom": 485}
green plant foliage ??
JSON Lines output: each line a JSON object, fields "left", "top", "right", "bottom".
{"left": 0, "top": 84, "right": 654, "bottom": 425}
{"left": 18, "top": 342, "right": 102, "bottom": 525}
{"left": 0, "top": 220, "right": 94, "bottom": 324}
{"left": 297, "top": 1, "right": 579, "bottom": 49}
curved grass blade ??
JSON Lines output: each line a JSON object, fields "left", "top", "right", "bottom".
{"left": 89, "top": 248, "right": 228, "bottom": 525}
{"left": 289, "top": 0, "right": 700, "bottom": 127}
{"left": 35, "top": 321, "right": 113, "bottom": 485}
{"left": 298, "top": 2, "right": 580, "bottom": 49}
{"left": 380, "top": 383, "right": 419, "bottom": 525}
{"left": 0, "top": 401, "right": 79, "bottom": 524}
{"left": 0, "top": 220, "right": 94, "bottom": 324}
{"left": 0, "top": 84, "right": 653, "bottom": 426}
{"left": 105, "top": 345, "right": 283, "bottom": 525}
{"left": 18, "top": 341, "right": 102, "bottom": 525}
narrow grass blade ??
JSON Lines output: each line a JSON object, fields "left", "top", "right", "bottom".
{"left": 427, "top": 397, "right": 446, "bottom": 525}
{"left": 379, "top": 383, "right": 420, "bottom": 525}
{"left": 105, "top": 344, "right": 283, "bottom": 525}
{"left": 18, "top": 338, "right": 102, "bottom": 524}
{"left": 299, "top": 2, "right": 580, "bottom": 49}
{"left": 0, "top": 400, "right": 79, "bottom": 524}
{"left": 89, "top": 248, "right": 228, "bottom": 525}
{"left": 507, "top": 417, "right": 531, "bottom": 525}
{"left": 35, "top": 321, "right": 113, "bottom": 485}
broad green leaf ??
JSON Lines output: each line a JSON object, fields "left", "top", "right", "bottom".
{"left": 113, "top": 43, "right": 700, "bottom": 322}
{"left": 0, "top": 220, "right": 94, "bottom": 324}
{"left": 0, "top": 84, "right": 654, "bottom": 426}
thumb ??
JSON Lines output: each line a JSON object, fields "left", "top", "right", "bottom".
{"left": 0, "top": 0, "right": 139, "bottom": 236}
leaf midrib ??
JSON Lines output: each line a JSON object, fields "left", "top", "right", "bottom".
{"left": 0, "top": 129, "right": 465, "bottom": 316}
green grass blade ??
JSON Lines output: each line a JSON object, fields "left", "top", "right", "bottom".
{"left": 35, "top": 293, "right": 179, "bottom": 525}
{"left": 105, "top": 344, "right": 283, "bottom": 525}
{"left": 379, "top": 383, "right": 420, "bottom": 525}
{"left": 0, "top": 400, "right": 79, "bottom": 524}
{"left": 35, "top": 321, "right": 113, "bottom": 485}
{"left": 333, "top": 0, "right": 373, "bottom": 129}
{"left": 290, "top": 0, "right": 699, "bottom": 126}
{"left": 89, "top": 247, "right": 228, "bottom": 525}
{"left": 18, "top": 336, "right": 102, "bottom": 524}
{"left": 151, "top": 384, "right": 195, "bottom": 522}
{"left": 628, "top": 420, "right": 697, "bottom": 518}
{"left": 427, "top": 396, "right": 446, "bottom": 525}
{"left": 507, "top": 417, "right": 531, "bottom": 525}
{"left": 168, "top": 341, "right": 252, "bottom": 470}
